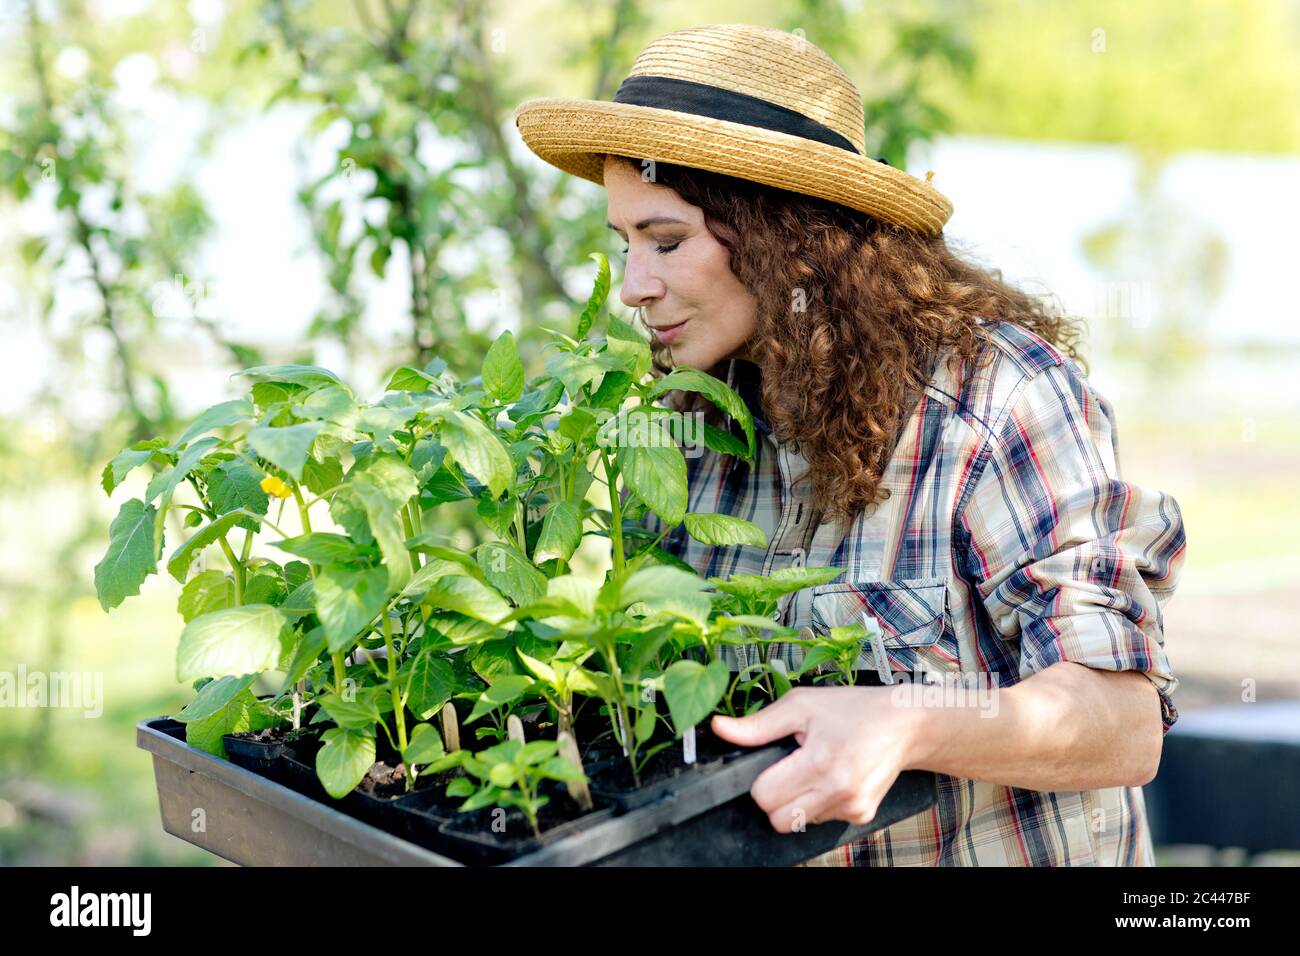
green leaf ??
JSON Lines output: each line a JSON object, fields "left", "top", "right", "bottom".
{"left": 398, "top": 559, "right": 473, "bottom": 600}
{"left": 533, "top": 501, "right": 582, "bottom": 564}
{"left": 183, "top": 687, "right": 278, "bottom": 758}
{"left": 356, "top": 399, "right": 420, "bottom": 441}
{"left": 271, "top": 532, "right": 362, "bottom": 565}
{"left": 539, "top": 755, "right": 588, "bottom": 783}
{"left": 770, "top": 661, "right": 793, "bottom": 697}
{"left": 683, "top": 513, "right": 767, "bottom": 547}
{"left": 472, "top": 638, "right": 522, "bottom": 683}
{"left": 175, "top": 673, "right": 257, "bottom": 723}
{"left": 332, "top": 456, "right": 418, "bottom": 593}
{"left": 167, "top": 511, "right": 251, "bottom": 583}
{"left": 101, "top": 439, "right": 167, "bottom": 495}
{"left": 422, "top": 466, "right": 472, "bottom": 505}
{"left": 717, "top": 614, "right": 794, "bottom": 632}
{"left": 144, "top": 436, "right": 221, "bottom": 506}
{"left": 94, "top": 498, "right": 162, "bottom": 611}
{"left": 710, "top": 566, "right": 845, "bottom": 602}
{"left": 701, "top": 422, "right": 749, "bottom": 458}
{"left": 206, "top": 457, "right": 270, "bottom": 531}
{"left": 237, "top": 364, "right": 342, "bottom": 387}
{"left": 423, "top": 611, "right": 505, "bottom": 647}
{"left": 175, "top": 399, "right": 254, "bottom": 448}
{"left": 351, "top": 453, "right": 420, "bottom": 507}
{"left": 508, "top": 380, "right": 564, "bottom": 427}
{"left": 243, "top": 565, "right": 288, "bottom": 607}
{"left": 589, "top": 370, "right": 634, "bottom": 410}
{"left": 406, "top": 653, "right": 457, "bottom": 720}
{"left": 551, "top": 574, "right": 600, "bottom": 617}
{"left": 250, "top": 381, "right": 304, "bottom": 408}
{"left": 386, "top": 366, "right": 439, "bottom": 392}
{"left": 466, "top": 675, "right": 532, "bottom": 724}
{"left": 635, "top": 698, "right": 656, "bottom": 744}
{"left": 605, "top": 315, "right": 652, "bottom": 380}
{"left": 289, "top": 385, "right": 356, "bottom": 425}
{"left": 515, "top": 648, "right": 557, "bottom": 685}
{"left": 482, "top": 330, "right": 525, "bottom": 403}
{"left": 246, "top": 422, "right": 325, "bottom": 482}
{"left": 544, "top": 351, "right": 607, "bottom": 399}
{"left": 439, "top": 410, "right": 513, "bottom": 498}
{"left": 316, "top": 727, "right": 375, "bottom": 799}
{"left": 475, "top": 494, "right": 518, "bottom": 538}
{"left": 446, "top": 777, "right": 475, "bottom": 798}
{"left": 422, "top": 575, "right": 511, "bottom": 624}
{"left": 278, "top": 625, "right": 326, "bottom": 693}
{"left": 576, "top": 252, "right": 610, "bottom": 340}
{"left": 319, "top": 691, "right": 384, "bottom": 729}
{"left": 313, "top": 565, "right": 389, "bottom": 652}
{"left": 476, "top": 541, "right": 546, "bottom": 606}
{"left": 403, "top": 723, "right": 446, "bottom": 766}
{"left": 176, "top": 604, "right": 287, "bottom": 681}
{"left": 794, "top": 644, "right": 837, "bottom": 678}
{"left": 650, "top": 369, "right": 755, "bottom": 460}
{"left": 568, "top": 666, "right": 614, "bottom": 698}
{"left": 662, "top": 659, "right": 730, "bottom": 734}
{"left": 618, "top": 440, "right": 688, "bottom": 526}
{"left": 177, "top": 570, "right": 234, "bottom": 622}
{"left": 301, "top": 455, "right": 344, "bottom": 496}
{"left": 614, "top": 564, "right": 709, "bottom": 610}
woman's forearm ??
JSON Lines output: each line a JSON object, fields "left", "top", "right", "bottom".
{"left": 905, "top": 662, "right": 1163, "bottom": 792}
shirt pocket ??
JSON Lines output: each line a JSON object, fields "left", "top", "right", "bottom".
{"left": 809, "top": 575, "right": 961, "bottom": 678}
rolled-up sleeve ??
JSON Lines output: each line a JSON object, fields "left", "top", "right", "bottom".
{"left": 958, "top": 360, "right": 1187, "bottom": 733}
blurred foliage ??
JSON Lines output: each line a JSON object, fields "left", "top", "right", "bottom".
{"left": 1080, "top": 152, "right": 1228, "bottom": 383}
{"left": 935, "top": 0, "right": 1300, "bottom": 153}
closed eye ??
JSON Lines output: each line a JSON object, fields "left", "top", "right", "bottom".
{"left": 620, "top": 242, "right": 681, "bottom": 256}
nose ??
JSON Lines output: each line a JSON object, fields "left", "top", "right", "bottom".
{"left": 618, "top": 245, "right": 666, "bottom": 310}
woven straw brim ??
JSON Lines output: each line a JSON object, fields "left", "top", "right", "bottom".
{"left": 514, "top": 97, "right": 953, "bottom": 236}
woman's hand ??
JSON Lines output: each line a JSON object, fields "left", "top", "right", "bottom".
{"left": 710, "top": 686, "right": 925, "bottom": 833}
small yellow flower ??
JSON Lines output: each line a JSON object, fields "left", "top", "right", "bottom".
{"left": 260, "top": 475, "right": 293, "bottom": 499}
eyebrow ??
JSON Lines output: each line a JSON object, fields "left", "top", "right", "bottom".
{"left": 605, "top": 217, "right": 688, "bottom": 233}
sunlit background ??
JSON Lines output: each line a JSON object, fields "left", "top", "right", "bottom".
{"left": 2, "top": 0, "right": 1298, "bottom": 865}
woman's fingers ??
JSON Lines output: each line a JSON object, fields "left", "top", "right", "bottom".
{"left": 749, "top": 743, "right": 819, "bottom": 813}
{"left": 768, "top": 788, "right": 833, "bottom": 833}
{"left": 711, "top": 690, "right": 810, "bottom": 747}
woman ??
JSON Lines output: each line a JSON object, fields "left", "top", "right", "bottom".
{"left": 514, "top": 23, "right": 1186, "bottom": 866}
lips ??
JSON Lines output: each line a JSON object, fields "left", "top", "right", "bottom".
{"left": 649, "top": 319, "right": 689, "bottom": 345}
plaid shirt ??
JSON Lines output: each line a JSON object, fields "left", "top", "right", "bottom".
{"left": 640, "top": 319, "right": 1186, "bottom": 866}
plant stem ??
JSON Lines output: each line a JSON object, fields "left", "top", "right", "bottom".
{"left": 514, "top": 498, "right": 528, "bottom": 559}
{"left": 292, "top": 482, "right": 313, "bottom": 534}
{"left": 218, "top": 536, "right": 244, "bottom": 605}
{"left": 400, "top": 507, "right": 420, "bottom": 572}
{"left": 601, "top": 450, "right": 624, "bottom": 577}
{"left": 383, "top": 611, "right": 411, "bottom": 788}
{"left": 605, "top": 653, "right": 639, "bottom": 787}
{"left": 332, "top": 652, "right": 346, "bottom": 695}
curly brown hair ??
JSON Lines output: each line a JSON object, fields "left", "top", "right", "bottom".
{"left": 603, "top": 154, "right": 1089, "bottom": 525}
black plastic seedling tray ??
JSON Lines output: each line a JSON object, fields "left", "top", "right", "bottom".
{"left": 137, "top": 716, "right": 938, "bottom": 866}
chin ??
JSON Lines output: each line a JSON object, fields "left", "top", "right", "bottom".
{"left": 666, "top": 344, "right": 724, "bottom": 372}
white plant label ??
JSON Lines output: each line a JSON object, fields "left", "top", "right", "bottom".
{"left": 683, "top": 725, "right": 697, "bottom": 764}
{"left": 617, "top": 707, "right": 629, "bottom": 756}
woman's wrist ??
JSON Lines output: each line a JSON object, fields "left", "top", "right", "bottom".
{"left": 891, "top": 682, "right": 979, "bottom": 774}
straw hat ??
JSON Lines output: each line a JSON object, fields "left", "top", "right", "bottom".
{"left": 513, "top": 23, "right": 952, "bottom": 236}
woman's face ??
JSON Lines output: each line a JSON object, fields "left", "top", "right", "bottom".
{"left": 603, "top": 155, "right": 757, "bottom": 371}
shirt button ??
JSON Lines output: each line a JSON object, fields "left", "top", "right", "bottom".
{"left": 798, "top": 626, "right": 815, "bottom": 641}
